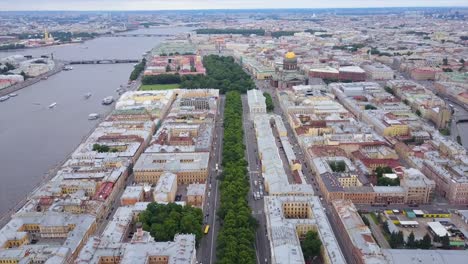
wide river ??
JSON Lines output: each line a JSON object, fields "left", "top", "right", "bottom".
{"left": 0, "top": 26, "right": 194, "bottom": 218}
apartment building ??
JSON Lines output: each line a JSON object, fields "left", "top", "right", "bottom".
{"left": 264, "top": 196, "right": 346, "bottom": 264}
{"left": 331, "top": 200, "right": 387, "bottom": 264}
{"left": 400, "top": 168, "right": 435, "bottom": 204}
{"left": 134, "top": 152, "right": 210, "bottom": 184}
{"left": 247, "top": 89, "right": 267, "bottom": 114}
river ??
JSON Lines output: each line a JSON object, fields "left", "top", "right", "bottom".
{"left": 0, "top": 26, "right": 194, "bottom": 218}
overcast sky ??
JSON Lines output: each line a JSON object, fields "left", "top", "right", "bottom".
{"left": 1, "top": 0, "right": 467, "bottom": 11}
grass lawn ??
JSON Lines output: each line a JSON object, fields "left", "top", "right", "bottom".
{"left": 139, "top": 83, "right": 180, "bottom": 91}
{"left": 370, "top": 212, "right": 379, "bottom": 224}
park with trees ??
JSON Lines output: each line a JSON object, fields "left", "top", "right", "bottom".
{"left": 216, "top": 91, "right": 257, "bottom": 264}
{"left": 138, "top": 202, "right": 204, "bottom": 245}
{"left": 142, "top": 73, "right": 181, "bottom": 85}
{"left": 180, "top": 55, "right": 255, "bottom": 94}
{"left": 140, "top": 55, "right": 255, "bottom": 94}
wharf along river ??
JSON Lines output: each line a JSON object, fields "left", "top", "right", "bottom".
{"left": 0, "top": 27, "right": 193, "bottom": 218}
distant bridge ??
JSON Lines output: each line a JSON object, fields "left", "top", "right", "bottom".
{"left": 103, "top": 33, "right": 174, "bottom": 38}
{"left": 65, "top": 59, "right": 140, "bottom": 65}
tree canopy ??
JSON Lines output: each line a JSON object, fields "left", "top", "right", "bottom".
{"left": 216, "top": 91, "right": 257, "bottom": 264}
{"left": 263, "top": 92, "right": 274, "bottom": 112}
{"left": 375, "top": 166, "right": 399, "bottom": 186}
{"left": 180, "top": 55, "right": 255, "bottom": 94}
{"left": 271, "top": 31, "right": 298, "bottom": 38}
{"left": 130, "top": 58, "right": 146, "bottom": 81}
{"left": 92, "top": 143, "right": 118, "bottom": 153}
{"left": 138, "top": 202, "right": 203, "bottom": 245}
{"left": 196, "top": 28, "right": 265, "bottom": 36}
{"left": 142, "top": 74, "right": 182, "bottom": 85}
{"left": 301, "top": 230, "right": 322, "bottom": 262}
{"left": 0, "top": 44, "right": 25, "bottom": 51}
{"left": 141, "top": 55, "right": 255, "bottom": 94}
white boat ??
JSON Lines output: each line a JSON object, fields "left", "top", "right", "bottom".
{"left": 63, "top": 66, "right": 73, "bottom": 71}
{"left": 9, "top": 93, "right": 18, "bottom": 97}
{"left": 0, "top": 96, "right": 9, "bottom": 102}
{"left": 88, "top": 113, "right": 99, "bottom": 120}
{"left": 102, "top": 96, "right": 114, "bottom": 105}
{"left": 84, "top": 93, "right": 92, "bottom": 99}
{"left": 48, "top": 102, "right": 57, "bottom": 108}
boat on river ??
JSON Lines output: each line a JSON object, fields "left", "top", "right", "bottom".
{"left": 84, "top": 93, "right": 92, "bottom": 99}
{"left": 102, "top": 96, "right": 114, "bottom": 105}
{"left": 88, "top": 113, "right": 99, "bottom": 120}
{"left": 48, "top": 102, "right": 57, "bottom": 108}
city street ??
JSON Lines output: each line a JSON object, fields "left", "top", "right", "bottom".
{"left": 255, "top": 79, "right": 354, "bottom": 263}
{"left": 241, "top": 94, "right": 271, "bottom": 264}
{"left": 198, "top": 95, "right": 225, "bottom": 264}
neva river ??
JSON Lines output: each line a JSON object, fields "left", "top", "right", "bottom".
{"left": 0, "top": 26, "right": 193, "bottom": 218}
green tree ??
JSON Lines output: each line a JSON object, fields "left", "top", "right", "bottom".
{"left": 421, "top": 233, "right": 432, "bottom": 249}
{"left": 439, "top": 128, "right": 451, "bottom": 136}
{"left": 129, "top": 58, "right": 146, "bottom": 81}
{"left": 196, "top": 28, "right": 265, "bottom": 36}
{"left": 92, "top": 144, "right": 111, "bottom": 153}
{"left": 382, "top": 221, "right": 390, "bottom": 234}
{"left": 389, "top": 232, "right": 398, "bottom": 248}
{"left": 180, "top": 55, "right": 255, "bottom": 94}
{"left": 441, "top": 234, "right": 450, "bottom": 249}
{"left": 362, "top": 215, "right": 370, "bottom": 226}
{"left": 5, "top": 62, "right": 15, "bottom": 71}
{"left": 263, "top": 92, "right": 274, "bottom": 112}
{"left": 365, "top": 104, "right": 377, "bottom": 110}
{"left": 142, "top": 74, "right": 181, "bottom": 85}
{"left": 216, "top": 91, "right": 256, "bottom": 263}
{"left": 271, "top": 31, "right": 299, "bottom": 38}
{"left": 407, "top": 231, "right": 416, "bottom": 248}
{"left": 20, "top": 71, "right": 28, "bottom": 80}
{"left": 415, "top": 109, "right": 422, "bottom": 116}
{"left": 397, "top": 231, "right": 405, "bottom": 247}
{"left": 301, "top": 230, "right": 322, "bottom": 262}
{"left": 139, "top": 203, "right": 203, "bottom": 245}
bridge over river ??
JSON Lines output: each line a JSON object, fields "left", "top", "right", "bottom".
{"left": 63, "top": 59, "right": 141, "bottom": 65}
{"left": 103, "top": 33, "right": 174, "bottom": 38}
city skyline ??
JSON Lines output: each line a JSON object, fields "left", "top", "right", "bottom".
{"left": 1, "top": 0, "right": 468, "bottom": 11}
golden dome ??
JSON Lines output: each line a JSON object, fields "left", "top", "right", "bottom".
{"left": 285, "top": 52, "right": 296, "bottom": 59}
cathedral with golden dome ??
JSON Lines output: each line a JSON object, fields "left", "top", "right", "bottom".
{"left": 283, "top": 51, "right": 298, "bottom": 71}
{"left": 270, "top": 51, "right": 306, "bottom": 89}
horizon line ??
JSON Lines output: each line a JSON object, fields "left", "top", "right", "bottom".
{"left": 1, "top": 6, "right": 468, "bottom": 12}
